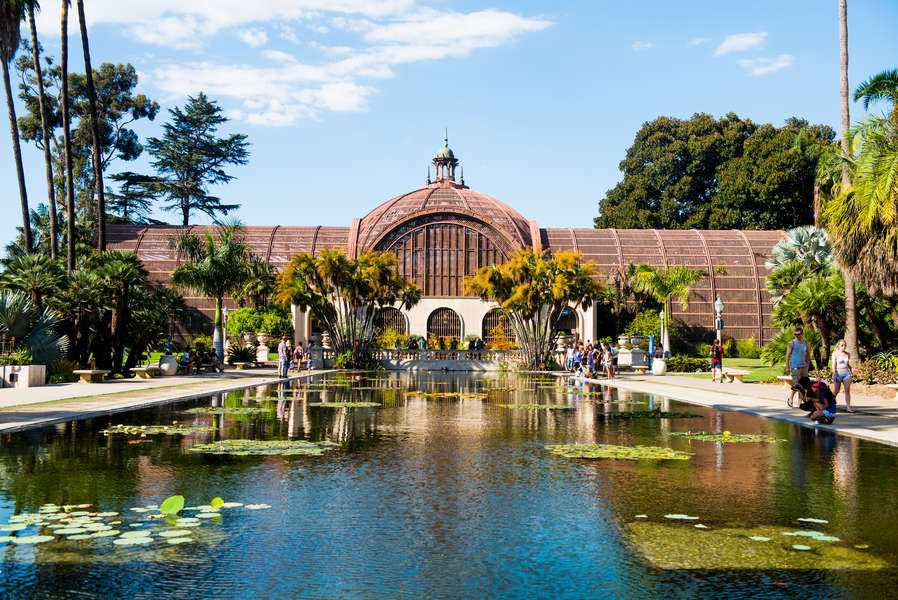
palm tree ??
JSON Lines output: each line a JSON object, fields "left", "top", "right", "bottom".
{"left": 60, "top": 0, "right": 75, "bottom": 272}
{"left": 93, "top": 251, "right": 145, "bottom": 372}
{"left": 772, "top": 270, "right": 844, "bottom": 368}
{"left": 631, "top": 264, "right": 705, "bottom": 353}
{"left": 0, "top": 290, "right": 68, "bottom": 365}
{"left": 75, "top": 0, "right": 105, "bottom": 251}
{"left": 27, "top": 1, "right": 57, "bottom": 259}
{"left": 170, "top": 223, "right": 253, "bottom": 361}
{"left": 854, "top": 69, "right": 898, "bottom": 124}
{"left": 1, "top": 252, "right": 64, "bottom": 311}
{"left": 1, "top": 0, "right": 33, "bottom": 252}
{"left": 838, "top": 0, "right": 859, "bottom": 361}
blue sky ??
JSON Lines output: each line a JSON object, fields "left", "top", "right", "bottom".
{"left": 2, "top": 0, "right": 897, "bottom": 249}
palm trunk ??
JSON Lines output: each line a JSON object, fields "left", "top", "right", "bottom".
{"left": 28, "top": 6, "right": 57, "bottom": 259}
{"left": 838, "top": 0, "right": 859, "bottom": 362}
{"left": 61, "top": 1, "right": 76, "bottom": 272}
{"left": 75, "top": 0, "right": 105, "bottom": 252}
{"left": 3, "top": 59, "right": 32, "bottom": 253}
{"left": 213, "top": 297, "right": 223, "bottom": 361}
{"left": 863, "top": 302, "right": 887, "bottom": 349}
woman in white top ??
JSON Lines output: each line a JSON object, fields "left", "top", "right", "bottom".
{"left": 831, "top": 339, "right": 854, "bottom": 413}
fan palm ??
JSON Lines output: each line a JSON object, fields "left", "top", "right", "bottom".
{"left": 772, "top": 270, "right": 844, "bottom": 367}
{"left": 1, "top": 0, "right": 34, "bottom": 252}
{"left": 1, "top": 251, "right": 64, "bottom": 310}
{"left": 171, "top": 223, "right": 253, "bottom": 360}
{"left": 0, "top": 290, "right": 68, "bottom": 365}
{"left": 630, "top": 264, "right": 704, "bottom": 351}
{"left": 93, "top": 251, "right": 146, "bottom": 372}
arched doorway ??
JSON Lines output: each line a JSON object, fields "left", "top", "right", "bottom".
{"left": 556, "top": 307, "right": 578, "bottom": 333}
{"left": 482, "top": 308, "right": 516, "bottom": 343}
{"left": 427, "top": 308, "right": 461, "bottom": 340}
{"left": 375, "top": 307, "right": 407, "bottom": 334}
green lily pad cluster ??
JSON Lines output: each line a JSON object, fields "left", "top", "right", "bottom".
{"left": 188, "top": 439, "right": 339, "bottom": 456}
{"left": 307, "top": 402, "right": 381, "bottom": 408}
{"left": 101, "top": 424, "right": 214, "bottom": 436}
{"left": 546, "top": 443, "right": 692, "bottom": 461}
{"left": 668, "top": 431, "right": 783, "bottom": 443}
{"left": 185, "top": 406, "right": 274, "bottom": 415}
{"left": 498, "top": 404, "right": 576, "bottom": 410}
{"left": 0, "top": 496, "right": 271, "bottom": 553}
{"left": 605, "top": 411, "right": 701, "bottom": 419}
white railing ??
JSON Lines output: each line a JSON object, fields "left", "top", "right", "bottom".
{"left": 318, "top": 348, "right": 524, "bottom": 362}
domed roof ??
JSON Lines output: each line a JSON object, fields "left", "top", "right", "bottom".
{"left": 355, "top": 181, "right": 532, "bottom": 253}
{"left": 436, "top": 144, "right": 454, "bottom": 159}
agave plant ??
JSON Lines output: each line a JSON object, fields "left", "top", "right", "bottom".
{"left": 0, "top": 290, "right": 69, "bottom": 365}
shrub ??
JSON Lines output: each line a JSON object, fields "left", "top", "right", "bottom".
{"left": 760, "top": 328, "right": 822, "bottom": 367}
{"left": 227, "top": 307, "right": 262, "bottom": 336}
{"left": 334, "top": 351, "right": 353, "bottom": 369}
{"left": 189, "top": 335, "right": 214, "bottom": 351}
{"left": 666, "top": 355, "right": 709, "bottom": 372}
{"left": 624, "top": 310, "right": 680, "bottom": 345}
{"left": 735, "top": 337, "right": 761, "bottom": 359}
{"left": 850, "top": 359, "right": 898, "bottom": 385}
{"left": 47, "top": 358, "right": 78, "bottom": 383}
{"left": 464, "top": 333, "right": 479, "bottom": 344}
{"left": 227, "top": 345, "right": 256, "bottom": 364}
{"left": 696, "top": 339, "right": 733, "bottom": 359}
{"left": 485, "top": 323, "right": 518, "bottom": 350}
{"left": 408, "top": 334, "right": 423, "bottom": 348}
{"left": 376, "top": 328, "right": 408, "bottom": 349}
{"left": 226, "top": 305, "right": 293, "bottom": 339}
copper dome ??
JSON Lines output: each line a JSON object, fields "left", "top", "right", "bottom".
{"left": 354, "top": 180, "right": 532, "bottom": 253}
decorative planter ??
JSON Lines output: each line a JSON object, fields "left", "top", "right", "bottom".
{"left": 158, "top": 355, "right": 178, "bottom": 376}
{"left": 243, "top": 331, "right": 256, "bottom": 345}
{"left": 630, "top": 335, "right": 645, "bottom": 347}
{"left": 256, "top": 332, "right": 270, "bottom": 345}
{"left": 617, "top": 335, "right": 631, "bottom": 347}
{"left": 320, "top": 332, "right": 332, "bottom": 349}
{"left": 651, "top": 358, "right": 667, "bottom": 376}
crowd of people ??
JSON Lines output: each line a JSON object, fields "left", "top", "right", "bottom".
{"left": 175, "top": 344, "right": 223, "bottom": 374}
{"left": 564, "top": 341, "right": 616, "bottom": 380}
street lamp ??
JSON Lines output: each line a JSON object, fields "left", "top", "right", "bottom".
{"left": 714, "top": 295, "right": 724, "bottom": 344}
{"left": 658, "top": 309, "right": 666, "bottom": 358}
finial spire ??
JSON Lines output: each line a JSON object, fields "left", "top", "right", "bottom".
{"left": 444, "top": 127, "right": 448, "bottom": 147}
{"left": 460, "top": 166, "right": 464, "bottom": 186}
{"left": 426, "top": 166, "right": 431, "bottom": 185}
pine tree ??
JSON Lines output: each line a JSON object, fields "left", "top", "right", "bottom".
{"left": 145, "top": 93, "right": 249, "bottom": 226}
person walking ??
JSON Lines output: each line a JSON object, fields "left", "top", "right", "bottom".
{"left": 785, "top": 329, "right": 810, "bottom": 406}
{"left": 277, "top": 336, "right": 289, "bottom": 378}
{"left": 709, "top": 339, "right": 724, "bottom": 383}
{"left": 602, "top": 343, "right": 614, "bottom": 380}
{"left": 831, "top": 339, "right": 854, "bottom": 412}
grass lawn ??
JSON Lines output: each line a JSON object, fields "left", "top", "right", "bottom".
{"left": 671, "top": 358, "right": 785, "bottom": 383}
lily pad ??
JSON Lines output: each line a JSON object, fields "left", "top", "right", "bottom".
{"left": 66, "top": 534, "right": 94, "bottom": 540}
{"left": 694, "top": 524, "right": 709, "bottom": 529}
{"left": 0, "top": 523, "right": 27, "bottom": 532}
{"left": 96, "top": 512, "right": 119, "bottom": 517}
{"left": 102, "top": 424, "right": 214, "bottom": 436}
{"left": 175, "top": 518, "right": 201, "bottom": 526}
{"left": 11, "top": 535, "right": 54, "bottom": 544}
{"left": 221, "top": 502, "right": 243, "bottom": 508}
{"left": 160, "top": 495, "right": 185, "bottom": 516}
{"left": 167, "top": 537, "right": 194, "bottom": 545}
{"left": 668, "top": 431, "right": 783, "bottom": 443}
{"left": 184, "top": 406, "right": 275, "bottom": 415}
{"left": 90, "top": 530, "right": 120, "bottom": 538}
{"left": 55, "top": 527, "right": 88, "bottom": 535}
{"left": 665, "top": 514, "right": 700, "bottom": 520}
{"left": 196, "top": 512, "right": 221, "bottom": 519}
{"left": 113, "top": 536, "right": 154, "bottom": 546}
{"left": 245, "top": 504, "right": 272, "bottom": 510}
{"left": 189, "top": 439, "right": 338, "bottom": 456}
{"left": 749, "top": 536, "right": 772, "bottom": 542}
{"left": 0, "top": 535, "right": 15, "bottom": 543}
{"left": 797, "top": 517, "right": 829, "bottom": 524}
{"left": 308, "top": 402, "right": 381, "bottom": 407}
{"left": 634, "top": 514, "right": 648, "bottom": 519}
{"left": 606, "top": 410, "right": 701, "bottom": 419}
{"left": 158, "top": 529, "right": 193, "bottom": 538}
{"left": 210, "top": 497, "right": 224, "bottom": 510}
{"left": 792, "top": 544, "right": 812, "bottom": 551}
{"left": 547, "top": 443, "right": 692, "bottom": 461}
{"left": 497, "top": 404, "right": 575, "bottom": 410}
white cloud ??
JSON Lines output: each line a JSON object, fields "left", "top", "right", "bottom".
{"left": 238, "top": 28, "right": 269, "bottom": 48}
{"left": 688, "top": 37, "right": 710, "bottom": 47}
{"left": 737, "top": 54, "right": 794, "bottom": 76}
{"left": 631, "top": 40, "right": 652, "bottom": 51}
{"left": 37, "top": 2, "right": 551, "bottom": 126}
{"left": 714, "top": 32, "right": 767, "bottom": 56}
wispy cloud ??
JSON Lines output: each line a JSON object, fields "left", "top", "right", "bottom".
{"left": 714, "top": 32, "right": 767, "bottom": 56}
{"left": 238, "top": 28, "right": 269, "bottom": 48}
{"left": 737, "top": 54, "right": 794, "bottom": 76}
{"left": 631, "top": 40, "right": 652, "bottom": 51}
{"left": 688, "top": 37, "right": 710, "bottom": 47}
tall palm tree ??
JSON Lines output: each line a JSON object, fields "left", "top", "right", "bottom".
{"left": 60, "top": 0, "right": 75, "bottom": 272}
{"left": 27, "top": 1, "right": 56, "bottom": 259}
{"left": 94, "top": 251, "right": 145, "bottom": 372}
{"left": 1, "top": 0, "right": 33, "bottom": 252}
{"left": 170, "top": 223, "right": 253, "bottom": 361}
{"left": 75, "top": 0, "right": 105, "bottom": 251}
{"left": 854, "top": 69, "right": 898, "bottom": 124}
{"left": 1, "top": 252, "right": 64, "bottom": 311}
{"left": 838, "top": 0, "right": 859, "bottom": 361}
{"left": 631, "top": 264, "right": 705, "bottom": 353}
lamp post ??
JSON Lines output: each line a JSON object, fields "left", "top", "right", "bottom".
{"left": 714, "top": 295, "right": 724, "bottom": 344}
{"left": 659, "top": 309, "right": 667, "bottom": 357}
{"left": 222, "top": 307, "right": 229, "bottom": 359}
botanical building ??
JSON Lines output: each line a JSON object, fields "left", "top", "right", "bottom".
{"left": 107, "top": 139, "right": 785, "bottom": 345}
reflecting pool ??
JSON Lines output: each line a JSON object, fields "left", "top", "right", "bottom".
{"left": 1, "top": 372, "right": 898, "bottom": 598}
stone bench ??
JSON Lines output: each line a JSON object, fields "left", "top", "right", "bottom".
{"left": 73, "top": 369, "right": 111, "bottom": 384}
{"left": 776, "top": 375, "right": 794, "bottom": 388}
{"left": 232, "top": 362, "right": 251, "bottom": 370}
{"left": 131, "top": 366, "right": 159, "bottom": 379}
{"left": 632, "top": 365, "right": 649, "bottom": 374}
{"left": 886, "top": 384, "right": 898, "bottom": 400}
{"left": 724, "top": 369, "right": 749, "bottom": 383}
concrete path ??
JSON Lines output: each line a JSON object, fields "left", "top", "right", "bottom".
{"left": 563, "top": 372, "right": 898, "bottom": 447}
{"left": 0, "top": 368, "right": 319, "bottom": 434}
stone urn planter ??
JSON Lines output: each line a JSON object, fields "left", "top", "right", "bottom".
{"left": 320, "top": 332, "right": 332, "bottom": 350}
{"left": 651, "top": 358, "right": 667, "bottom": 376}
{"left": 158, "top": 355, "right": 178, "bottom": 376}
{"left": 256, "top": 332, "right": 270, "bottom": 345}
{"left": 243, "top": 331, "right": 256, "bottom": 345}
{"left": 617, "top": 335, "right": 631, "bottom": 347}
{"left": 630, "top": 335, "right": 645, "bottom": 347}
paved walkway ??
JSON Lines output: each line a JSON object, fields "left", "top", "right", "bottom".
{"left": 0, "top": 368, "right": 320, "bottom": 433}
{"left": 563, "top": 372, "right": 898, "bottom": 447}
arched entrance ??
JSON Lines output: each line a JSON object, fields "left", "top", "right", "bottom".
{"left": 375, "top": 307, "right": 407, "bottom": 334}
{"left": 482, "top": 308, "right": 516, "bottom": 343}
{"left": 427, "top": 307, "right": 462, "bottom": 340}
{"left": 556, "top": 307, "right": 578, "bottom": 333}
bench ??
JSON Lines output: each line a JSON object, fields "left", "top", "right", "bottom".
{"left": 724, "top": 369, "right": 749, "bottom": 383}
{"left": 73, "top": 369, "right": 111, "bottom": 384}
{"left": 131, "top": 366, "right": 159, "bottom": 379}
{"left": 886, "top": 384, "right": 898, "bottom": 400}
{"left": 776, "top": 375, "right": 794, "bottom": 388}
{"left": 232, "top": 362, "right": 251, "bottom": 370}
{"left": 632, "top": 365, "right": 649, "bottom": 374}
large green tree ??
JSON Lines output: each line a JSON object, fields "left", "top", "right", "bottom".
{"left": 145, "top": 93, "right": 249, "bottom": 226}
{"left": 595, "top": 113, "right": 834, "bottom": 230}
{"left": 464, "top": 249, "right": 603, "bottom": 369}
{"left": 170, "top": 223, "right": 253, "bottom": 360}
{"left": 1, "top": 0, "right": 33, "bottom": 252}
{"left": 276, "top": 249, "right": 420, "bottom": 366}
